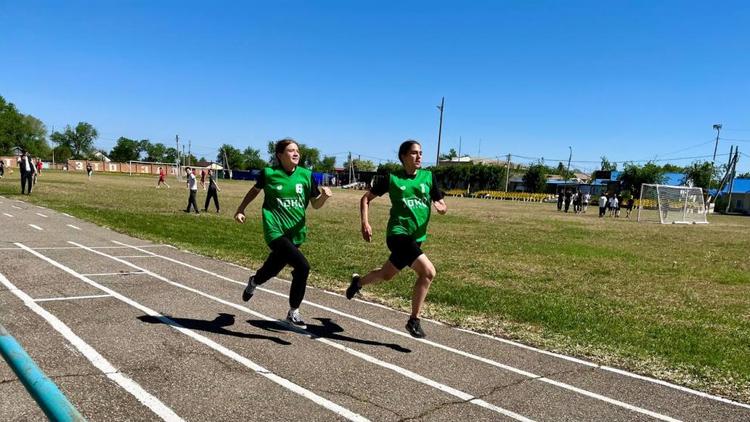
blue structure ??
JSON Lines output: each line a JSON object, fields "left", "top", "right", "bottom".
{"left": 0, "top": 324, "right": 85, "bottom": 421}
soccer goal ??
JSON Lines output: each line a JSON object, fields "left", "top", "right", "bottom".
{"left": 637, "top": 184, "right": 708, "bottom": 224}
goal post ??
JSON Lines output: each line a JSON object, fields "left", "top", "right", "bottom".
{"left": 637, "top": 184, "right": 708, "bottom": 224}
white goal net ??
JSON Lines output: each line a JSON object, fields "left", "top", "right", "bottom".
{"left": 637, "top": 184, "right": 708, "bottom": 224}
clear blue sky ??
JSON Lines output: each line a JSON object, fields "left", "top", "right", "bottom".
{"left": 2, "top": 0, "right": 749, "bottom": 173}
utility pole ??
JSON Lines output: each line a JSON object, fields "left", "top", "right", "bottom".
{"left": 348, "top": 152, "right": 354, "bottom": 184}
{"left": 725, "top": 147, "right": 739, "bottom": 214}
{"left": 458, "top": 136, "right": 462, "bottom": 159}
{"left": 436, "top": 97, "right": 445, "bottom": 166}
{"left": 505, "top": 153, "right": 511, "bottom": 192}
{"left": 175, "top": 135, "right": 180, "bottom": 181}
{"left": 709, "top": 124, "right": 722, "bottom": 204}
{"left": 188, "top": 139, "right": 192, "bottom": 166}
{"left": 566, "top": 146, "right": 572, "bottom": 186}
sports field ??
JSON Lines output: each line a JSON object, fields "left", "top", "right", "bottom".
{"left": 1, "top": 170, "right": 748, "bottom": 402}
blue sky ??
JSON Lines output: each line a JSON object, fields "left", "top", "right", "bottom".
{"left": 2, "top": 1, "right": 749, "bottom": 173}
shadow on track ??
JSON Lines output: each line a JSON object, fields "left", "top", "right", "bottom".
{"left": 247, "top": 317, "right": 411, "bottom": 353}
{"left": 139, "top": 313, "right": 292, "bottom": 345}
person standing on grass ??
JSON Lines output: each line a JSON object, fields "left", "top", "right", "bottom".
{"left": 33, "top": 158, "right": 42, "bottom": 185}
{"left": 236, "top": 138, "right": 332, "bottom": 328}
{"left": 18, "top": 151, "right": 36, "bottom": 195}
{"left": 625, "top": 196, "right": 635, "bottom": 219}
{"left": 346, "top": 140, "right": 447, "bottom": 339}
{"left": 184, "top": 167, "right": 199, "bottom": 214}
{"left": 156, "top": 167, "right": 170, "bottom": 188}
{"left": 599, "top": 192, "right": 607, "bottom": 217}
{"left": 203, "top": 168, "right": 221, "bottom": 212}
{"left": 0, "top": 160, "right": 5, "bottom": 178}
{"left": 86, "top": 162, "right": 93, "bottom": 179}
{"left": 200, "top": 168, "right": 207, "bottom": 190}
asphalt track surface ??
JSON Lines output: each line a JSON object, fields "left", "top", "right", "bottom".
{"left": 1, "top": 196, "right": 749, "bottom": 421}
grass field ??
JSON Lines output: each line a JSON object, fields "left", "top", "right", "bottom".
{"left": 2, "top": 170, "right": 749, "bottom": 402}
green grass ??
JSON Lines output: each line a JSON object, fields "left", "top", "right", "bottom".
{"left": 2, "top": 170, "right": 749, "bottom": 401}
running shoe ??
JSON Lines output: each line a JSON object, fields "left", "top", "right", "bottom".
{"left": 405, "top": 317, "right": 425, "bottom": 338}
{"left": 241, "top": 276, "right": 256, "bottom": 302}
{"left": 346, "top": 274, "right": 361, "bottom": 300}
{"left": 286, "top": 309, "right": 307, "bottom": 329}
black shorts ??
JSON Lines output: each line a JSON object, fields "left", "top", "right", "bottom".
{"left": 386, "top": 235, "right": 423, "bottom": 270}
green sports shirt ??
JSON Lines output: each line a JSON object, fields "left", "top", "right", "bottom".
{"left": 370, "top": 169, "right": 443, "bottom": 242}
{"left": 255, "top": 166, "right": 319, "bottom": 245}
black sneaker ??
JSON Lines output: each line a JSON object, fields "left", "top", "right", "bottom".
{"left": 346, "top": 274, "right": 361, "bottom": 300}
{"left": 242, "top": 276, "right": 256, "bottom": 302}
{"left": 285, "top": 309, "right": 307, "bottom": 329}
{"left": 405, "top": 317, "right": 425, "bottom": 338}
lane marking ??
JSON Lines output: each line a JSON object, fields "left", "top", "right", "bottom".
{"left": 112, "top": 255, "right": 154, "bottom": 259}
{"left": 12, "top": 205, "right": 22, "bottom": 209}
{"left": 35, "top": 294, "right": 113, "bottom": 302}
{"left": 78, "top": 242, "right": 532, "bottom": 420}
{"left": 62, "top": 213, "right": 73, "bottom": 217}
{"left": 0, "top": 269, "right": 184, "bottom": 421}
{"left": 80, "top": 271, "right": 145, "bottom": 277}
{"left": 29, "top": 224, "right": 43, "bottom": 231}
{"left": 3, "top": 213, "right": 13, "bottom": 218}
{"left": 20, "top": 243, "right": 368, "bottom": 422}
{"left": 111, "top": 240, "right": 694, "bottom": 420}
{"left": 67, "top": 225, "right": 81, "bottom": 231}
{"left": 36, "top": 212, "right": 48, "bottom": 218}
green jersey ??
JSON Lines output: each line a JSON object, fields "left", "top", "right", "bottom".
{"left": 257, "top": 166, "right": 317, "bottom": 245}
{"left": 370, "top": 169, "right": 442, "bottom": 242}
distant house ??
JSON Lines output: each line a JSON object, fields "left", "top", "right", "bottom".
{"left": 711, "top": 178, "right": 750, "bottom": 214}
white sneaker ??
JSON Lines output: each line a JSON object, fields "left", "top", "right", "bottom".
{"left": 285, "top": 309, "right": 307, "bottom": 329}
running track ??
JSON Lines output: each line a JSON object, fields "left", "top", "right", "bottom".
{"left": 1, "top": 196, "right": 748, "bottom": 421}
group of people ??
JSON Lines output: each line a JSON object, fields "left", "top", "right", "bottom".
{"left": 597, "top": 193, "right": 634, "bottom": 218}
{"left": 557, "top": 190, "right": 592, "bottom": 214}
{"left": 183, "top": 167, "right": 221, "bottom": 213}
{"left": 237, "top": 138, "right": 446, "bottom": 338}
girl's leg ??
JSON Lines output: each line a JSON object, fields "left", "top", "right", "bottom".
{"left": 408, "top": 254, "right": 436, "bottom": 319}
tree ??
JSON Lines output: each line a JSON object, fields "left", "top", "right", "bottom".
{"left": 661, "top": 163, "right": 684, "bottom": 173}
{"left": 343, "top": 157, "right": 375, "bottom": 172}
{"left": 377, "top": 162, "right": 402, "bottom": 174}
{"left": 50, "top": 122, "right": 98, "bottom": 159}
{"left": 317, "top": 155, "right": 336, "bottom": 172}
{"left": 523, "top": 162, "right": 548, "bottom": 193}
{"left": 683, "top": 161, "right": 715, "bottom": 190}
{"left": 144, "top": 142, "right": 169, "bottom": 162}
{"left": 738, "top": 172, "right": 750, "bottom": 179}
{"left": 242, "top": 147, "right": 265, "bottom": 170}
{"left": 439, "top": 148, "right": 458, "bottom": 161}
{"left": 164, "top": 147, "right": 179, "bottom": 163}
{"left": 0, "top": 96, "right": 50, "bottom": 157}
{"left": 265, "top": 140, "right": 323, "bottom": 169}
{"left": 618, "top": 162, "right": 665, "bottom": 196}
{"left": 109, "top": 137, "right": 142, "bottom": 162}
{"left": 600, "top": 156, "right": 617, "bottom": 171}
{"left": 218, "top": 144, "right": 244, "bottom": 169}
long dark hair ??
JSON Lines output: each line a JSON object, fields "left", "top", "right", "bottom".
{"left": 274, "top": 138, "right": 298, "bottom": 164}
{"left": 398, "top": 139, "right": 421, "bottom": 164}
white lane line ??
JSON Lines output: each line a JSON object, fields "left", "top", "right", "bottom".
{"left": 11, "top": 205, "right": 22, "bottom": 209}
{"left": 112, "top": 240, "right": 689, "bottom": 421}
{"left": 28, "top": 224, "right": 43, "bottom": 231}
{"left": 80, "top": 242, "right": 532, "bottom": 421}
{"left": 15, "top": 200, "right": 24, "bottom": 203}
{"left": 35, "top": 294, "right": 113, "bottom": 302}
{"left": 0, "top": 269, "right": 184, "bottom": 422}
{"left": 62, "top": 213, "right": 73, "bottom": 217}
{"left": 112, "top": 255, "right": 154, "bottom": 259}
{"left": 36, "top": 206, "right": 45, "bottom": 209}
{"left": 2, "top": 213, "right": 13, "bottom": 218}
{"left": 36, "top": 212, "right": 48, "bottom": 218}
{"left": 20, "top": 243, "right": 367, "bottom": 422}
{"left": 67, "top": 224, "right": 81, "bottom": 230}
{"left": 81, "top": 271, "right": 145, "bottom": 277}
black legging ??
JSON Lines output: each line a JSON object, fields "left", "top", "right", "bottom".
{"left": 204, "top": 187, "right": 219, "bottom": 211}
{"left": 253, "top": 236, "right": 310, "bottom": 309}
{"left": 186, "top": 190, "right": 199, "bottom": 212}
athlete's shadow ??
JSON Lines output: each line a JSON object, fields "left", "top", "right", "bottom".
{"left": 246, "top": 317, "right": 411, "bottom": 353}
{"left": 138, "top": 313, "right": 291, "bottom": 345}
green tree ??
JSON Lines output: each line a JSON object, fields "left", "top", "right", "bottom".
{"left": 523, "top": 162, "right": 548, "bottom": 193}
{"left": 343, "top": 157, "right": 375, "bottom": 172}
{"left": 144, "top": 142, "right": 169, "bottom": 162}
{"left": 242, "top": 147, "right": 265, "bottom": 170}
{"left": 600, "top": 156, "right": 617, "bottom": 171}
{"left": 683, "top": 161, "right": 715, "bottom": 190}
{"left": 0, "top": 96, "right": 50, "bottom": 157}
{"left": 265, "top": 140, "right": 323, "bottom": 169}
{"left": 164, "top": 148, "right": 179, "bottom": 163}
{"left": 661, "top": 163, "right": 684, "bottom": 173}
{"left": 377, "top": 162, "right": 402, "bottom": 174}
{"left": 109, "top": 137, "right": 143, "bottom": 162}
{"left": 618, "top": 162, "right": 665, "bottom": 196}
{"left": 317, "top": 155, "right": 337, "bottom": 172}
{"left": 218, "top": 144, "right": 244, "bottom": 169}
{"left": 50, "top": 122, "right": 98, "bottom": 159}
{"left": 439, "top": 148, "right": 458, "bottom": 161}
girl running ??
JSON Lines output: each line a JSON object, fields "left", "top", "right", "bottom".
{"left": 235, "top": 138, "right": 332, "bottom": 328}
{"left": 156, "top": 167, "right": 170, "bottom": 188}
{"left": 346, "top": 140, "right": 447, "bottom": 338}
